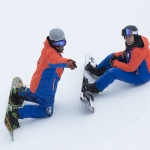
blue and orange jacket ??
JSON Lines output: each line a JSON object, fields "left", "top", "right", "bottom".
{"left": 113, "top": 36, "right": 150, "bottom": 75}
{"left": 30, "top": 38, "right": 69, "bottom": 98}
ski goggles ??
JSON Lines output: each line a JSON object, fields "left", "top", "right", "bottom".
{"left": 53, "top": 39, "right": 66, "bottom": 47}
{"left": 121, "top": 28, "right": 138, "bottom": 36}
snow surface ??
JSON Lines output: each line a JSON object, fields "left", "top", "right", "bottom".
{"left": 1, "top": 0, "right": 150, "bottom": 149}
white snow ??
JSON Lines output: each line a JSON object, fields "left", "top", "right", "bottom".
{"left": 1, "top": 0, "right": 150, "bottom": 149}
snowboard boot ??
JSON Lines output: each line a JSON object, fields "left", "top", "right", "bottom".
{"left": 82, "top": 81, "right": 100, "bottom": 95}
{"left": 7, "top": 106, "right": 20, "bottom": 129}
{"left": 85, "top": 62, "right": 106, "bottom": 77}
{"left": 10, "top": 86, "right": 27, "bottom": 106}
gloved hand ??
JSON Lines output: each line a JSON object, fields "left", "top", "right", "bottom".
{"left": 67, "top": 59, "right": 77, "bottom": 70}
{"left": 109, "top": 54, "right": 118, "bottom": 66}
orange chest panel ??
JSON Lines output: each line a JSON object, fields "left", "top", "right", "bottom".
{"left": 56, "top": 68, "right": 64, "bottom": 78}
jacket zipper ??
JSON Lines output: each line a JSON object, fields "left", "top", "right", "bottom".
{"left": 52, "top": 78, "right": 56, "bottom": 91}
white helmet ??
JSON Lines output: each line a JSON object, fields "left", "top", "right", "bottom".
{"left": 49, "top": 28, "right": 65, "bottom": 41}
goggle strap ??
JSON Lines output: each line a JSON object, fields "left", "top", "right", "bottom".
{"left": 132, "top": 31, "right": 138, "bottom": 34}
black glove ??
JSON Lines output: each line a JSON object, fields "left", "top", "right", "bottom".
{"left": 109, "top": 54, "right": 117, "bottom": 65}
{"left": 72, "top": 61, "right": 77, "bottom": 68}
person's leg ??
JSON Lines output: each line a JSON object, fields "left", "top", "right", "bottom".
{"left": 18, "top": 88, "right": 38, "bottom": 103}
{"left": 85, "top": 54, "right": 113, "bottom": 77}
{"left": 96, "top": 68, "right": 148, "bottom": 91}
{"left": 18, "top": 96, "right": 54, "bottom": 119}
{"left": 18, "top": 105, "right": 53, "bottom": 119}
{"left": 97, "top": 53, "right": 113, "bottom": 69}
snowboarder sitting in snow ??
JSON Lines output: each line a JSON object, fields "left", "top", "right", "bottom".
{"left": 83, "top": 25, "right": 150, "bottom": 95}
{"left": 8, "top": 28, "right": 77, "bottom": 129}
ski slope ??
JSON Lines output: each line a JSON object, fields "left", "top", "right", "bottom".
{"left": 1, "top": 0, "right": 150, "bottom": 149}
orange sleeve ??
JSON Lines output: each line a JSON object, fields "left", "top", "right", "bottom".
{"left": 113, "top": 48, "right": 148, "bottom": 72}
{"left": 114, "top": 51, "right": 124, "bottom": 57}
{"left": 46, "top": 50, "right": 68, "bottom": 68}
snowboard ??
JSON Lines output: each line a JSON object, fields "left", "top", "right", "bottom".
{"left": 4, "top": 77, "right": 23, "bottom": 141}
{"left": 80, "top": 54, "right": 97, "bottom": 112}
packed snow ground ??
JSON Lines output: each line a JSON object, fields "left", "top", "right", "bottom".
{"left": 1, "top": 0, "right": 150, "bottom": 150}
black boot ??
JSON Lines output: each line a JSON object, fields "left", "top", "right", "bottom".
{"left": 10, "top": 86, "right": 27, "bottom": 105}
{"left": 7, "top": 106, "right": 20, "bottom": 129}
{"left": 85, "top": 62, "right": 106, "bottom": 77}
{"left": 82, "top": 81, "right": 100, "bottom": 95}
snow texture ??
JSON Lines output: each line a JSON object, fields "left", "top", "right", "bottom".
{"left": 1, "top": 0, "right": 150, "bottom": 149}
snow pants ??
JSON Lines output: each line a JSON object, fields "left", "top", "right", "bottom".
{"left": 17, "top": 89, "right": 54, "bottom": 119}
{"left": 95, "top": 54, "right": 150, "bottom": 91}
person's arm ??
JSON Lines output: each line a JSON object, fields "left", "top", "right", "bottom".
{"left": 109, "top": 50, "right": 124, "bottom": 66}
{"left": 113, "top": 48, "right": 147, "bottom": 72}
{"left": 47, "top": 51, "right": 77, "bottom": 69}
{"left": 114, "top": 51, "right": 124, "bottom": 57}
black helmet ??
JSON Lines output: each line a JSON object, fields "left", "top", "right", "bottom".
{"left": 122, "top": 25, "right": 138, "bottom": 36}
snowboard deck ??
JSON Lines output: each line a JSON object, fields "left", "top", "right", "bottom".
{"left": 80, "top": 54, "right": 97, "bottom": 112}
{"left": 4, "top": 77, "right": 23, "bottom": 141}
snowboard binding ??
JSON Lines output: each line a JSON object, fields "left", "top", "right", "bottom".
{"left": 9, "top": 85, "right": 27, "bottom": 106}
